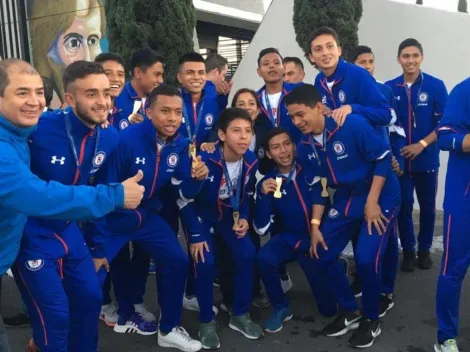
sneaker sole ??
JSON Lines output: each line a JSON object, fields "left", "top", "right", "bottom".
{"left": 5, "top": 323, "right": 30, "bottom": 328}
{"left": 113, "top": 324, "right": 157, "bottom": 335}
{"left": 201, "top": 342, "right": 221, "bottom": 350}
{"left": 378, "top": 302, "right": 395, "bottom": 318}
{"left": 99, "top": 315, "right": 117, "bottom": 327}
{"left": 349, "top": 327, "right": 381, "bottom": 348}
{"left": 354, "top": 292, "right": 363, "bottom": 298}
{"left": 325, "top": 322, "right": 360, "bottom": 337}
{"left": 158, "top": 340, "right": 202, "bottom": 352}
{"left": 228, "top": 323, "right": 264, "bottom": 340}
{"left": 264, "top": 313, "right": 294, "bottom": 333}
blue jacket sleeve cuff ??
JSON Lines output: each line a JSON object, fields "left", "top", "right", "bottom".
{"left": 374, "top": 157, "right": 392, "bottom": 178}
{"left": 109, "top": 183, "right": 124, "bottom": 209}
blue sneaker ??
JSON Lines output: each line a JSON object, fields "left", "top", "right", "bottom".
{"left": 264, "top": 306, "right": 293, "bottom": 333}
{"left": 113, "top": 312, "right": 158, "bottom": 335}
{"left": 149, "top": 259, "right": 156, "bottom": 275}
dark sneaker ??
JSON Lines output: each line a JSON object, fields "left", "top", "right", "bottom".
{"left": 199, "top": 320, "right": 220, "bottom": 350}
{"left": 3, "top": 313, "right": 30, "bottom": 328}
{"left": 213, "top": 277, "right": 221, "bottom": 288}
{"left": 252, "top": 294, "right": 270, "bottom": 309}
{"left": 264, "top": 306, "right": 293, "bottom": 333}
{"left": 113, "top": 313, "right": 157, "bottom": 335}
{"left": 417, "top": 250, "right": 433, "bottom": 270}
{"left": 401, "top": 251, "right": 417, "bottom": 272}
{"left": 349, "top": 318, "right": 381, "bottom": 348}
{"left": 351, "top": 278, "right": 362, "bottom": 298}
{"left": 379, "top": 293, "right": 395, "bottom": 318}
{"left": 322, "top": 311, "right": 361, "bottom": 337}
{"left": 229, "top": 313, "right": 263, "bottom": 340}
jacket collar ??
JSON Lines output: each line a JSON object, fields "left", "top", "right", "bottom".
{"left": 395, "top": 70, "right": 424, "bottom": 87}
{"left": 64, "top": 107, "right": 96, "bottom": 138}
{"left": 181, "top": 87, "right": 206, "bottom": 106}
{"left": 125, "top": 81, "right": 142, "bottom": 100}
{"left": 256, "top": 81, "right": 289, "bottom": 97}
{"left": 319, "top": 58, "right": 347, "bottom": 85}
{"left": 141, "top": 118, "right": 182, "bottom": 149}
{"left": 0, "top": 115, "right": 36, "bottom": 139}
{"left": 208, "top": 146, "right": 258, "bottom": 169}
{"left": 301, "top": 116, "right": 340, "bottom": 146}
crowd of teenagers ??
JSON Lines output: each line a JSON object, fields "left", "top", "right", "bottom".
{"left": 0, "top": 25, "right": 467, "bottom": 352}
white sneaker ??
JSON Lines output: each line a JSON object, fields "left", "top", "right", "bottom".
{"left": 134, "top": 303, "right": 157, "bottom": 322}
{"left": 100, "top": 303, "right": 118, "bottom": 327}
{"left": 434, "top": 339, "right": 459, "bottom": 352}
{"left": 280, "top": 274, "right": 293, "bottom": 294}
{"left": 182, "top": 295, "right": 219, "bottom": 315}
{"left": 158, "top": 326, "right": 202, "bottom": 352}
{"left": 341, "top": 241, "right": 355, "bottom": 259}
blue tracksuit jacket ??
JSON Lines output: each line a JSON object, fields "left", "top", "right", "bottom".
{"left": 22, "top": 108, "right": 120, "bottom": 254}
{"left": 436, "top": 77, "right": 470, "bottom": 217}
{"left": 315, "top": 58, "right": 395, "bottom": 126}
{"left": 254, "top": 164, "right": 321, "bottom": 250}
{"left": 377, "top": 81, "right": 406, "bottom": 171}
{"left": 386, "top": 72, "right": 448, "bottom": 173}
{"left": 180, "top": 86, "right": 224, "bottom": 148}
{"left": 112, "top": 81, "right": 148, "bottom": 131}
{"left": 88, "top": 118, "right": 206, "bottom": 257}
{"left": 257, "top": 82, "right": 303, "bottom": 143}
{"left": 179, "top": 148, "right": 259, "bottom": 243}
{"left": 0, "top": 114, "right": 124, "bottom": 276}
{"left": 297, "top": 115, "right": 400, "bottom": 210}
{"left": 204, "top": 80, "right": 229, "bottom": 111}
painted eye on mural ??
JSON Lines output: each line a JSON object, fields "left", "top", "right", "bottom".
{"left": 63, "top": 33, "right": 83, "bottom": 53}
{"left": 87, "top": 35, "right": 100, "bottom": 47}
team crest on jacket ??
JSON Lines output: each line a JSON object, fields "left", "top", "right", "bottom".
{"left": 338, "top": 90, "right": 346, "bottom": 103}
{"left": 205, "top": 114, "right": 214, "bottom": 126}
{"left": 120, "top": 120, "right": 129, "bottom": 130}
{"left": 257, "top": 146, "right": 265, "bottom": 158}
{"left": 167, "top": 153, "right": 179, "bottom": 167}
{"left": 26, "top": 259, "right": 44, "bottom": 271}
{"left": 333, "top": 142, "right": 345, "bottom": 155}
{"left": 93, "top": 152, "right": 106, "bottom": 167}
{"left": 328, "top": 208, "right": 339, "bottom": 218}
{"left": 418, "top": 92, "right": 429, "bottom": 103}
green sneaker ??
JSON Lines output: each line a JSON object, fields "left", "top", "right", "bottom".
{"left": 229, "top": 313, "right": 263, "bottom": 340}
{"left": 199, "top": 321, "right": 220, "bottom": 350}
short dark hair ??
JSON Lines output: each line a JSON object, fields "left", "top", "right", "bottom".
{"left": 231, "top": 88, "right": 260, "bottom": 109}
{"left": 147, "top": 84, "right": 182, "bottom": 109}
{"left": 179, "top": 52, "right": 205, "bottom": 68}
{"left": 257, "top": 48, "right": 283, "bottom": 67}
{"left": 218, "top": 107, "right": 252, "bottom": 132}
{"left": 265, "top": 127, "right": 293, "bottom": 151}
{"left": 284, "top": 84, "right": 322, "bottom": 108}
{"left": 205, "top": 53, "right": 228, "bottom": 73}
{"left": 130, "top": 48, "right": 164, "bottom": 76}
{"left": 283, "top": 56, "right": 304, "bottom": 70}
{"left": 41, "top": 76, "right": 53, "bottom": 107}
{"left": 62, "top": 61, "right": 105, "bottom": 92}
{"left": 348, "top": 45, "right": 374, "bottom": 63}
{"left": 309, "top": 27, "right": 340, "bottom": 52}
{"left": 398, "top": 38, "right": 423, "bottom": 56}
{"left": 0, "top": 59, "right": 38, "bottom": 97}
{"left": 94, "top": 52, "right": 125, "bottom": 68}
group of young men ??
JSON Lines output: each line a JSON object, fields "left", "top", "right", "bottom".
{"left": 0, "top": 24, "right": 467, "bottom": 352}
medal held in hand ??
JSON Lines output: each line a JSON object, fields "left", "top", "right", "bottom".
{"left": 274, "top": 177, "right": 282, "bottom": 198}
{"left": 232, "top": 211, "right": 240, "bottom": 230}
{"left": 189, "top": 143, "right": 197, "bottom": 167}
{"left": 321, "top": 177, "right": 328, "bottom": 198}
{"left": 221, "top": 149, "right": 243, "bottom": 231}
{"left": 128, "top": 100, "right": 142, "bottom": 121}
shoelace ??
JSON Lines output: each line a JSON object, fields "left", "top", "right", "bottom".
{"left": 174, "top": 326, "right": 193, "bottom": 342}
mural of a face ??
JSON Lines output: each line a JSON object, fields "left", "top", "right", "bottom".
{"left": 29, "top": 0, "right": 106, "bottom": 104}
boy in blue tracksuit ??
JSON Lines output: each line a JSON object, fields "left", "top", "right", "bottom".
{"left": 112, "top": 48, "right": 164, "bottom": 130}
{"left": 386, "top": 38, "right": 448, "bottom": 272}
{"left": 349, "top": 45, "right": 407, "bottom": 300}
{"left": 308, "top": 27, "right": 395, "bottom": 128}
{"left": 88, "top": 85, "right": 206, "bottom": 352}
{"left": 434, "top": 77, "right": 470, "bottom": 352}
{"left": 13, "top": 61, "right": 144, "bottom": 352}
{"left": 254, "top": 127, "right": 337, "bottom": 333}
{"left": 96, "top": 51, "right": 157, "bottom": 325}
{"left": 0, "top": 59, "right": 143, "bottom": 352}
{"left": 287, "top": 84, "right": 401, "bottom": 349}
{"left": 178, "top": 108, "right": 264, "bottom": 349}
{"left": 256, "top": 47, "right": 303, "bottom": 144}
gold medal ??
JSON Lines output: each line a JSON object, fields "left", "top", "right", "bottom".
{"left": 274, "top": 177, "right": 282, "bottom": 198}
{"left": 232, "top": 211, "right": 240, "bottom": 230}
{"left": 321, "top": 177, "right": 328, "bottom": 198}
{"left": 189, "top": 143, "right": 197, "bottom": 166}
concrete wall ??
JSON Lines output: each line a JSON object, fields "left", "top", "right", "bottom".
{"left": 232, "top": 0, "right": 470, "bottom": 210}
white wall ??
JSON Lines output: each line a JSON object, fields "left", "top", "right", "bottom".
{"left": 232, "top": 0, "right": 470, "bottom": 210}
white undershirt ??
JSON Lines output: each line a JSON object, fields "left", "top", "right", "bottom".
{"left": 313, "top": 133, "right": 324, "bottom": 146}
{"left": 219, "top": 159, "right": 243, "bottom": 200}
{"left": 141, "top": 97, "right": 147, "bottom": 109}
{"left": 265, "top": 92, "right": 282, "bottom": 123}
{"left": 326, "top": 81, "right": 335, "bottom": 91}
{"left": 406, "top": 83, "right": 412, "bottom": 88}
{"left": 249, "top": 133, "right": 256, "bottom": 152}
